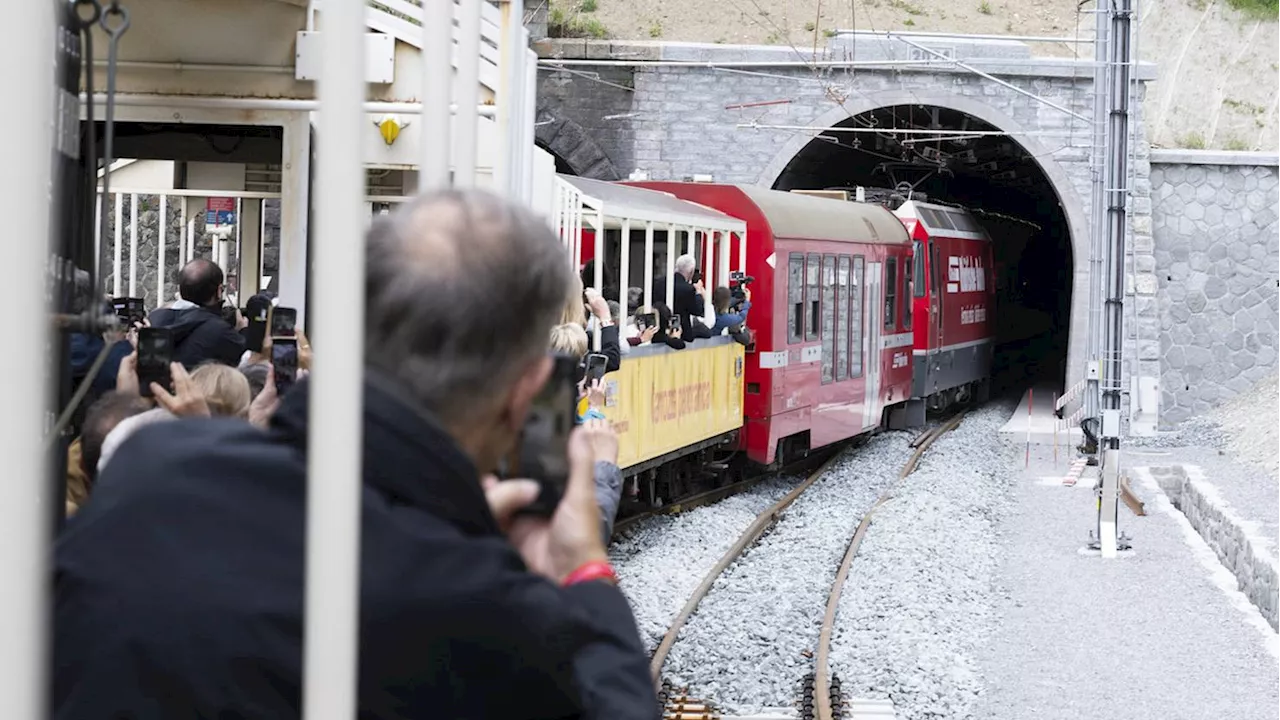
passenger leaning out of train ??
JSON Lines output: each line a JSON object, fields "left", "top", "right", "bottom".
{"left": 711, "top": 285, "right": 754, "bottom": 347}
{"left": 663, "top": 254, "right": 716, "bottom": 342}
{"left": 53, "top": 188, "right": 659, "bottom": 720}
{"left": 650, "top": 302, "right": 687, "bottom": 350}
{"left": 146, "top": 258, "right": 247, "bottom": 369}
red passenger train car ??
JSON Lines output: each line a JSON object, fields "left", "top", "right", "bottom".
{"left": 635, "top": 183, "right": 916, "bottom": 465}
{"left": 894, "top": 200, "right": 997, "bottom": 423}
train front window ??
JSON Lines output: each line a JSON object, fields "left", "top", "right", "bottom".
{"left": 913, "top": 241, "right": 925, "bottom": 297}
{"left": 903, "top": 256, "right": 912, "bottom": 330}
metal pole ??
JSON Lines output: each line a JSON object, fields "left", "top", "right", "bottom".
{"left": 523, "top": 47, "right": 538, "bottom": 203}
{"left": 113, "top": 193, "right": 123, "bottom": 297}
{"left": 0, "top": 2, "right": 53, "bottom": 716}
{"left": 453, "top": 0, "right": 482, "bottom": 187}
{"left": 1096, "top": 0, "right": 1133, "bottom": 560}
{"left": 496, "top": 0, "right": 524, "bottom": 196}
{"left": 158, "top": 194, "right": 167, "bottom": 304}
{"left": 129, "top": 194, "right": 138, "bottom": 297}
{"left": 84, "top": 93, "right": 496, "bottom": 118}
{"left": 643, "top": 221, "right": 655, "bottom": 311}
{"left": 619, "top": 219, "right": 631, "bottom": 310}
{"left": 421, "top": 0, "right": 454, "bottom": 189}
{"left": 1084, "top": 0, "right": 1110, "bottom": 424}
{"left": 304, "top": 0, "right": 366, "bottom": 715}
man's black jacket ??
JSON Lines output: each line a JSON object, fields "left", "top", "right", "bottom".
{"left": 53, "top": 374, "right": 658, "bottom": 720}
{"left": 148, "top": 304, "right": 245, "bottom": 368}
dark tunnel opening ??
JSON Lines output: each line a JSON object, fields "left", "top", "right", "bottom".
{"left": 771, "top": 105, "right": 1074, "bottom": 393}
{"left": 537, "top": 141, "right": 577, "bottom": 176}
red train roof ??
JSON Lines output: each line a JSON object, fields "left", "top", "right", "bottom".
{"left": 894, "top": 200, "right": 990, "bottom": 241}
{"left": 733, "top": 185, "right": 911, "bottom": 246}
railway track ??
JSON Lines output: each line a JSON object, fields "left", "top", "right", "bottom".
{"left": 646, "top": 412, "right": 969, "bottom": 720}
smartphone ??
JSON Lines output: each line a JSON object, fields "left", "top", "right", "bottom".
{"left": 272, "top": 338, "right": 299, "bottom": 397}
{"left": 584, "top": 352, "right": 608, "bottom": 385}
{"left": 270, "top": 306, "right": 297, "bottom": 339}
{"left": 668, "top": 314, "right": 682, "bottom": 333}
{"left": 243, "top": 295, "right": 271, "bottom": 352}
{"left": 510, "top": 354, "right": 579, "bottom": 516}
{"left": 136, "top": 327, "right": 173, "bottom": 398}
{"left": 636, "top": 312, "right": 657, "bottom": 331}
{"left": 112, "top": 297, "right": 146, "bottom": 326}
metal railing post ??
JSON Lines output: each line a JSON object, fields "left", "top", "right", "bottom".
{"left": 421, "top": 0, "right": 454, "bottom": 189}
{"left": 303, "top": 0, "right": 366, "bottom": 717}
{"left": 1, "top": 2, "right": 54, "bottom": 716}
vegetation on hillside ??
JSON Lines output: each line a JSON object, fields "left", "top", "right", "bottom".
{"left": 549, "top": 0, "right": 611, "bottom": 38}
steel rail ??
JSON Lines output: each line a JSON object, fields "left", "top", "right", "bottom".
{"left": 813, "top": 411, "right": 968, "bottom": 720}
{"left": 649, "top": 450, "right": 849, "bottom": 687}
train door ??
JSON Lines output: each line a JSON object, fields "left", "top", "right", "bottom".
{"left": 861, "top": 255, "right": 881, "bottom": 432}
{"left": 929, "top": 239, "right": 944, "bottom": 356}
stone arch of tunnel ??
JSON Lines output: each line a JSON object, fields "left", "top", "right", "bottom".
{"left": 535, "top": 115, "right": 621, "bottom": 180}
{"left": 763, "top": 93, "right": 1089, "bottom": 393}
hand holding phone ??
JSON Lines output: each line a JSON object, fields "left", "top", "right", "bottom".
{"left": 272, "top": 338, "right": 299, "bottom": 398}
{"left": 584, "top": 352, "right": 608, "bottom": 385}
{"left": 136, "top": 328, "right": 174, "bottom": 399}
{"left": 507, "top": 354, "right": 578, "bottom": 516}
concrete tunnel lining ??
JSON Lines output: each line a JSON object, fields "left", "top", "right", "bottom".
{"left": 756, "top": 90, "right": 1094, "bottom": 399}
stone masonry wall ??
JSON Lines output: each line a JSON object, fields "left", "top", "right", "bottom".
{"left": 1150, "top": 152, "right": 1280, "bottom": 427}
{"left": 102, "top": 193, "right": 244, "bottom": 309}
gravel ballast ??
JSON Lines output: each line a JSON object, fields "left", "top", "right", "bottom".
{"left": 829, "top": 403, "right": 1017, "bottom": 720}
{"left": 610, "top": 475, "right": 801, "bottom": 651}
{"left": 658, "top": 431, "right": 915, "bottom": 715}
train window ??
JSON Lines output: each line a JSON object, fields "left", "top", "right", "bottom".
{"left": 805, "top": 253, "right": 820, "bottom": 342}
{"left": 821, "top": 254, "right": 836, "bottom": 385}
{"left": 835, "top": 255, "right": 850, "bottom": 382}
{"left": 884, "top": 258, "right": 897, "bottom": 329}
{"left": 788, "top": 253, "right": 804, "bottom": 344}
{"left": 850, "top": 256, "right": 865, "bottom": 378}
{"left": 913, "top": 241, "right": 926, "bottom": 297}
{"left": 930, "top": 241, "right": 942, "bottom": 297}
{"left": 903, "top": 256, "right": 912, "bottom": 330}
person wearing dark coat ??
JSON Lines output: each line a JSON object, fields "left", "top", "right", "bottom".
{"left": 53, "top": 188, "right": 659, "bottom": 720}
{"left": 147, "top": 258, "right": 246, "bottom": 369}
{"left": 653, "top": 255, "right": 713, "bottom": 343}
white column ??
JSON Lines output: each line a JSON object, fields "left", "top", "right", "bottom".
{"left": 113, "top": 192, "right": 123, "bottom": 297}
{"left": 522, "top": 48, "right": 538, "bottom": 204}
{"left": 453, "top": 0, "right": 482, "bottom": 186}
{"left": 279, "top": 112, "right": 312, "bottom": 327}
{"left": 665, "top": 224, "right": 676, "bottom": 308}
{"left": 128, "top": 194, "right": 138, "bottom": 297}
{"left": 186, "top": 219, "right": 196, "bottom": 264}
{"left": 0, "top": 4, "right": 53, "bottom": 715}
{"left": 496, "top": 0, "right": 525, "bottom": 197}
{"left": 643, "top": 221, "right": 654, "bottom": 310}
{"left": 177, "top": 197, "right": 187, "bottom": 274}
{"left": 304, "top": 0, "right": 366, "bottom": 717}
{"left": 592, "top": 208, "right": 604, "bottom": 351}
{"left": 618, "top": 219, "right": 631, "bottom": 309}
{"left": 421, "top": 0, "right": 453, "bottom": 189}
{"left": 157, "top": 195, "right": 167, "bottom": 304}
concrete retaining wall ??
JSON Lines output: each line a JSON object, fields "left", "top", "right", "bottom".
{"left": 1147, "top": 464, "right": 1278, "bottom": 631}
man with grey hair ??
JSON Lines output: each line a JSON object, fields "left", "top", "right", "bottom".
{"left": 660, "top": 253, "right": 711, "bottom": 341}
{"left": 53, "top": 189, "right": 659, "bottom": 720}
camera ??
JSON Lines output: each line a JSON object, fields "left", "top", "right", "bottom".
{"left": 729, "top": 272, "right": 754, "bottom": 309}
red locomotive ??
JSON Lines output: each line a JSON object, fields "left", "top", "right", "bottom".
{"left": 631, "top": 182, "right": 998, "bottom": 466}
